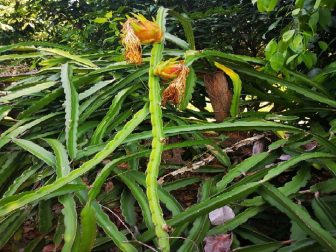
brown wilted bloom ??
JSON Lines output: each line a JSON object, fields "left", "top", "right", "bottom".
{"left": 162, "top": 64, "right": 189, "bottom": 106}
{"left": 121, "top": 18, "right": 142, "bottom": 64}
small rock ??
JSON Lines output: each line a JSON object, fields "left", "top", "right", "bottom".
{"left": 209, "top": 206, "right": 235, "bottom": 226}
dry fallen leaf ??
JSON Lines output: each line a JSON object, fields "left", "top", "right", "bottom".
{"left": 204, "top": 233, "right": 232, "bottom": 252}
{"left": 42, "top": 244, "right": 58, "bottom": 252}
{"left": 204, "top": 71, "right": 232, "bottom": 122}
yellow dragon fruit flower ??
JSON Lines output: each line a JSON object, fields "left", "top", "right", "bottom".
{"left": 154, "top": 58, "right": 184, "bottom": 80}
{"left": 162, "top": 63, "right": 189, "bottom": 106}
{"left": 121, "top": 14, "right": 163, "bottom": 64}
{"left": 129, "top": 14, "right": 163, "bottom": 44}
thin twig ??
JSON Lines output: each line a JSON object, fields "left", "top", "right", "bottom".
{"left": 224, "top": 134, "right": 265, "bottom": 153}
{"left": 158, "top": 154, "right": 213, "bottom": 184}
{"left": 168, "top": 236, "right": 200, "bottom": 252}
{"left": 101, "top": 205, "right": 158, "bottom": 252}
{"left": 158, "top": 134, "right": 265, "bottom": 184}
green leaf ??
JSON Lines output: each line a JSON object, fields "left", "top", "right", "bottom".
{"left": 0, "top": 52, "right": 44, "bottom": 62}
{"left": 257, "top": 0, "right": 279, "bottom": 12}
{"left": 179, "top": 67, "right": 196, "bottom": 110}
{"left": 295, "top": 0, "right": 304, "bottom": 8}
{"left": 74, "top": 180, "right": 138, "bottom": 252}
{"left": 265, "top": 39, "right": 278, "bottom": 60}
{"left": 318, "top": 41, "right": 328, "bottom": 52}
{"left": 278, "top": 237, "right": 321, "bottom": 251}
{"left": 177, "top": 180, "right": 212, "bottom": 252}
{"left": 233, "top": 242, "right": 283, "bottom": 252}
{"left": 302, "top": 52, "right": 317, "bottom": 69}
{"left": 38, "top": 200, "right": 53, "bottom": 234}
{"left": 261, "top": 152, "right": 334, "bottom": 183}
{"left": 0, "top": 209, "right": 29, "bottom": 248}
{"left": 0, "top": 42, "right": 71, "bottom": 53}
{"left": 140, "top": 182, "right": 260, "bottom": 242}
{"left": 314, "top": 0, "right": 322, "bottom": 9}
{"left": 39, "top": 48, "right": 97, "bottom": 68}
{"left": 286, "top": 54, "right": 298, "bottom": 65}
{"left": 282, "top": 30, "right": 295, "bottom": 42}
{"left": 2, "top": 164, "right": 41, "bottom": 197}
{"left": 292, "top": 8, "right": 301, "bottom": 16}
{"left": 12, "top": 138, "right": 55, "bottom": 167}
{"left": 0, "top": 106, "right": 10, "bottom": 121}
{"left": 0, "top": 153, "right": 21, "bottom": 190}
{"left": 92, "top": 202, "right": 137, "bottom": 252}
{"left": 270, "top": 52, "right": 285, "bottom": 71}
{"left": 109, "top": 166, "right": 153, "bottom": 229}
{"left": 242, "top": 167, "right": 311, "bottom": 207}
{"left": 163, "top": 177, "right": 201, "bottom": 192}
{"left": 309, "top": 12, "right": 319, "bottom": 32}
{"left": 18, "top": 88, "right": 63, "bottom": 119}
{"left": 290, "top": 218, "right": 307, "bottom": 241}
{"left": 0, "top": 81, "right": 56, "bottom": 103}
{"left": 310, "top": 178, "right": 336, "bottom": 194}
{"left": 105, "top": 11, "right": 113, "bottom": 18}
{"left": 0, "top": 105, "right": 149, "bottom": 217}
{"left": 259, "top": 183, "right": 336, "bottom": 252}
{"left": 59, "top": 195, "right": 77, "bottom": 252}
{"left": 216, "top": 152, "right": 269, "bottom": 191}
{"left": 165, "top": 33, "right": 189, "bottom": 50}
{"left": 146, "top": 7, "right": 170, "bottom": 252}
{"left": 61, "top": 63, "right": 79, "bottom": 159}
{"left": 312, "top": 198, "right": 336, "bottom": 231}
{"left": 225, "top": 62, "right": 336, "bottom": 107}
{"left": 0, "top": 113, "right": 58, "bottom": 149}
{"left": 128, "top": 170, "right": 183, "bottom": 216}
{"left": 45, "top": 139, "right": 77, "bottom": 252}
{"left": 44, "top": 139, "right": 69, "bottom": 176}
{"left": 169, "top": 10, "right": 195, "bottom": 49}
{"left": 120, "top": 190, "right": 137, "bottom": 226}
{"left": 214, "top": 62, "right": 242, "bottom": 117}
{"left": 90, "top": 86, "right": 136, "bottom": 145}
{"left": 78, "top": 204, "right": 96, "bottom": 252}
{"left": 208, "top": 206, "right": 264, "bottom": 236}
{"left": 289, "top": 34, "right": 304, "bottom": 53}
{"left": 319, "top": 8, "right": 331, "bottom": 29}
{"left": 93, "top": 17, "right": 108, "bottom": 24}
{"left": 78, "top": 79, "right": 114, "bottom": 101}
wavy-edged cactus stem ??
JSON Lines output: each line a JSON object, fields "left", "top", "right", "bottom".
{"left": 0, "top": 105, "right": 149, "bottom": 218}
{"left": 145, "top": 7, "right": 170, "bottom": 252}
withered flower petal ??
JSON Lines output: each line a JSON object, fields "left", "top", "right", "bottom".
{"left": 162, "top": 64, "right": 189, "bottom": 106}
{"left": 121, "top": 19, "right": 142, "bottom": 64}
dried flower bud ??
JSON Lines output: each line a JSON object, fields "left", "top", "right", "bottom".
{"left": 121, "top": 14, "right": 163, "bottom": 64}
{"left": 121, "top": 18, "right": 142, "bottom": 64}
{"left": 204, "top": 233, "right": 232, "bottom": 252}
{"left": 162, "top": 63, "right": 189, "bottom": 106}
{"left": 129, "top": 14, "right": 162, "bottom": 44}
{"left": 154, "top": 58, "right": 183, "bottom": 80}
